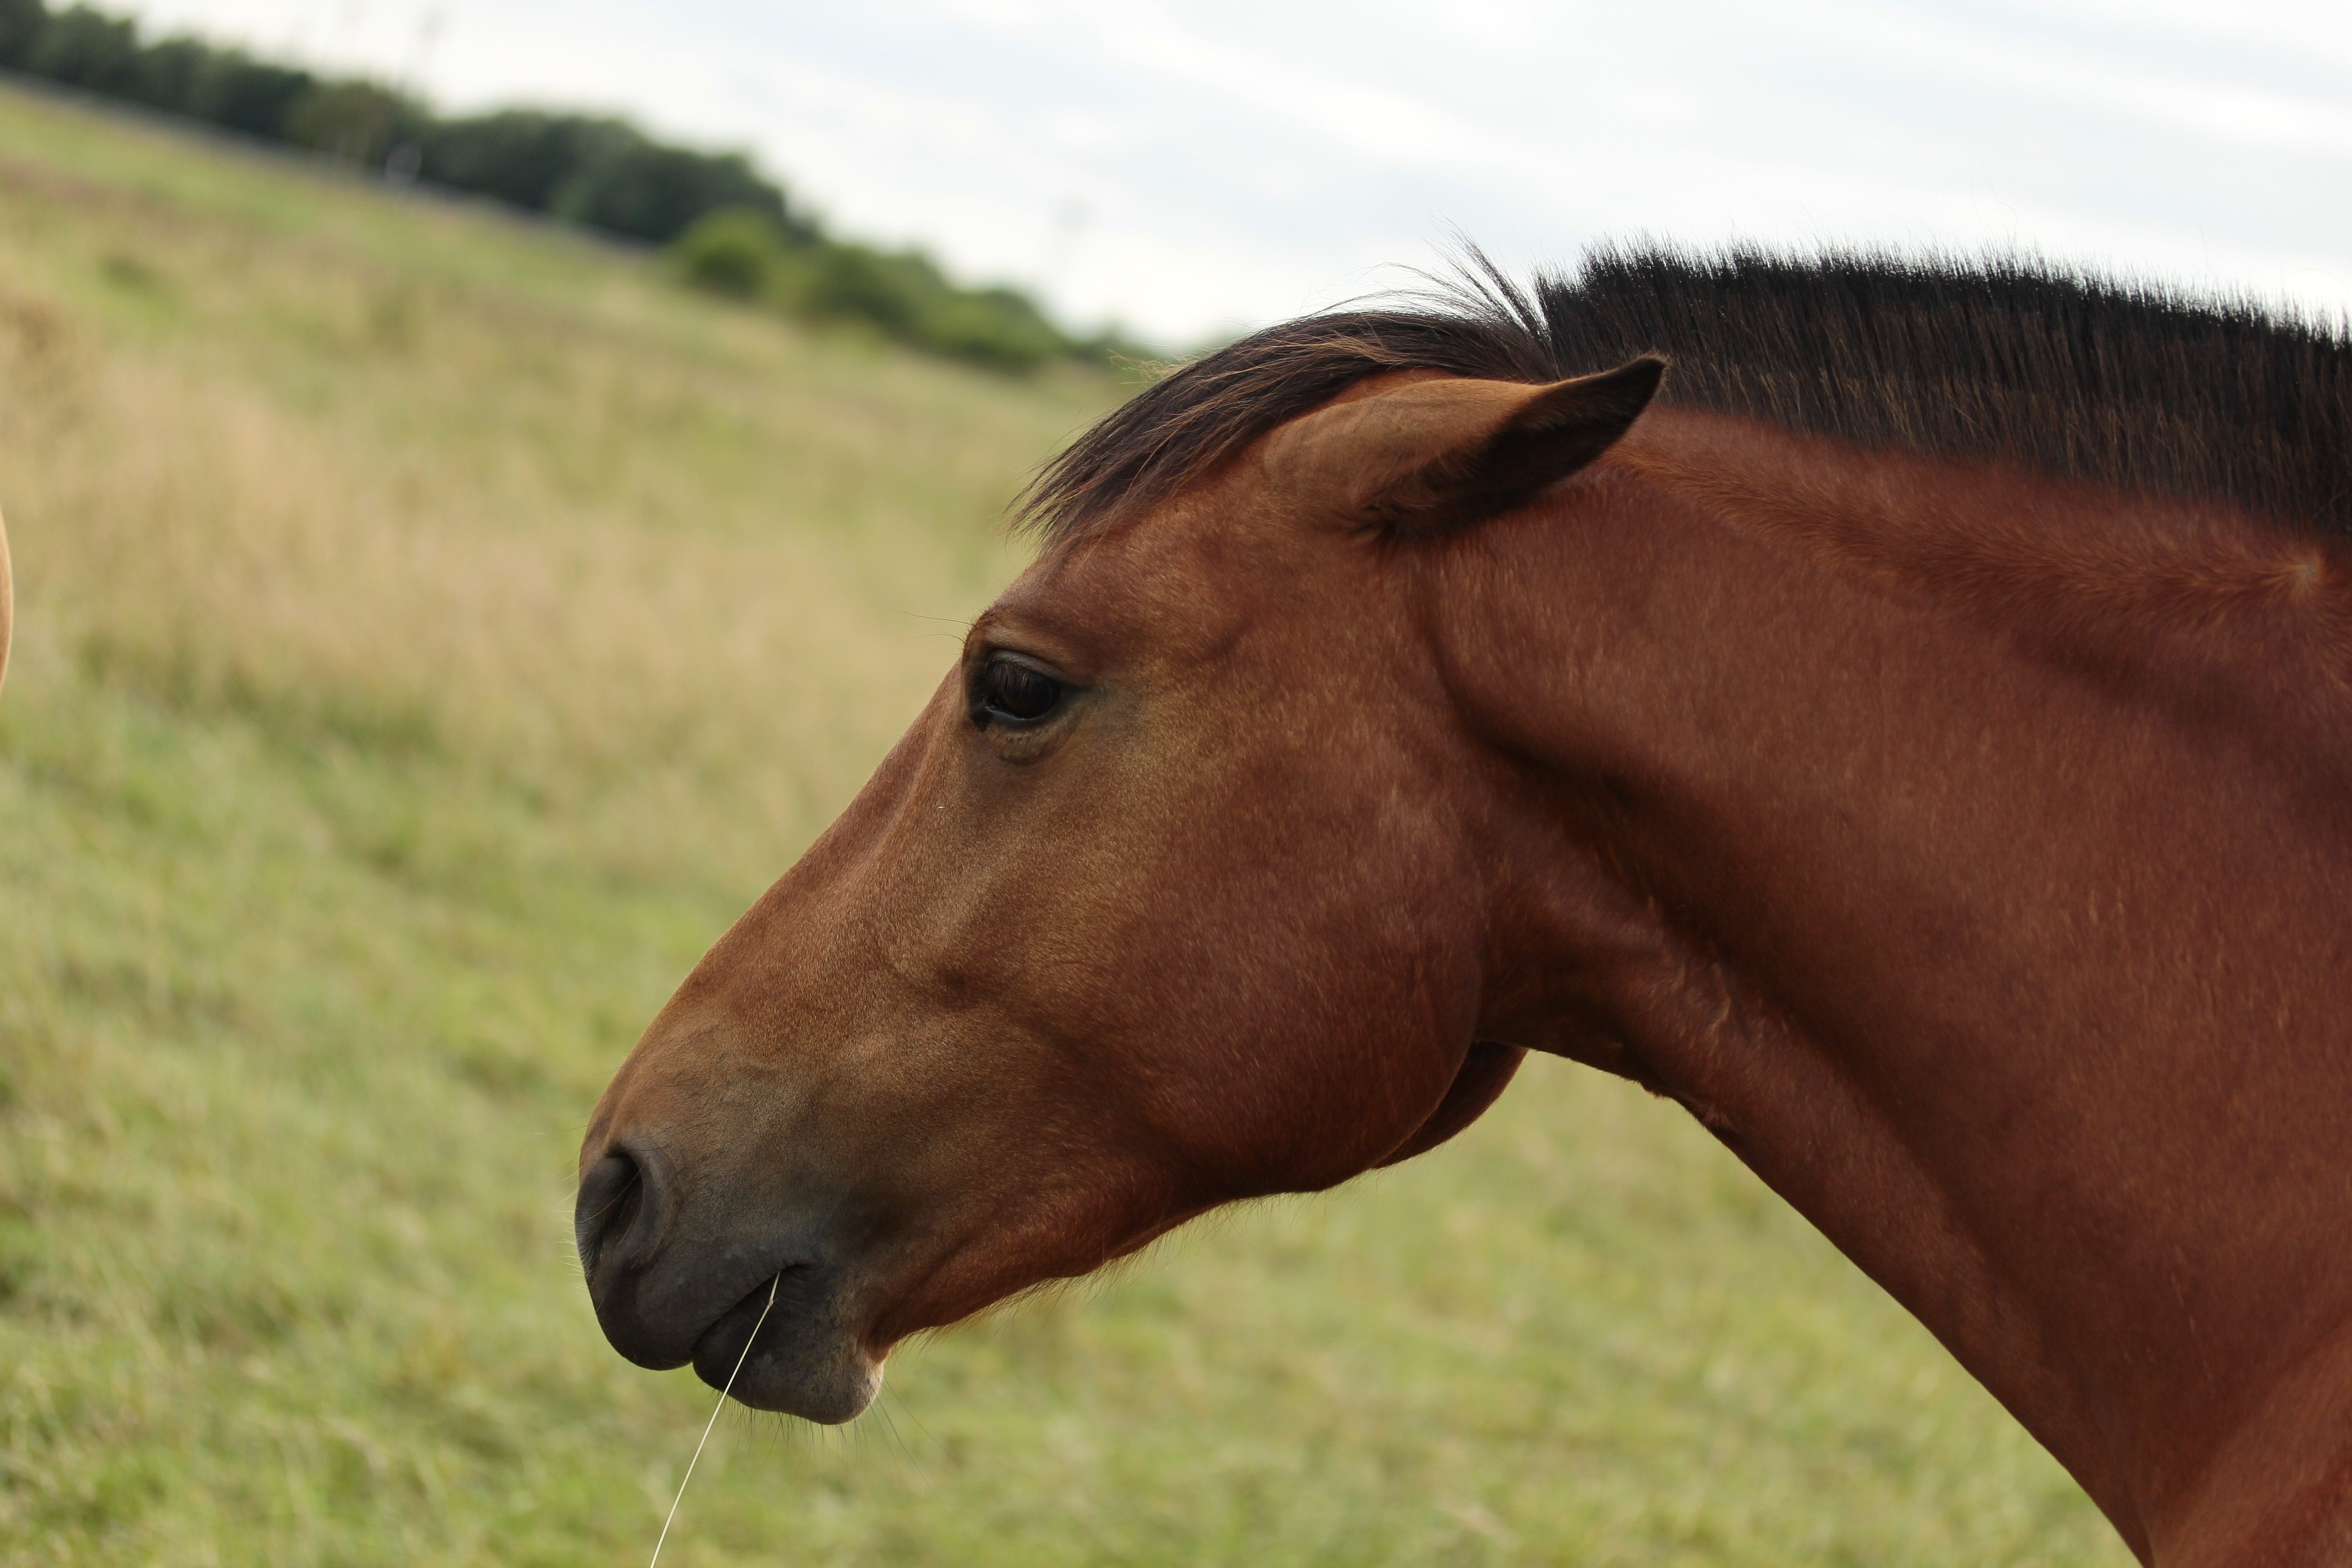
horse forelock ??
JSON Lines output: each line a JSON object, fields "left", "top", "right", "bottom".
{"left": 1019, "top": 244, "right": 2352, "bottom": 547}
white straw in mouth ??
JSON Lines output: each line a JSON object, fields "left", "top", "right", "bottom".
{"left": 648, "top": 1274, "right": 783, "bottom": 1568}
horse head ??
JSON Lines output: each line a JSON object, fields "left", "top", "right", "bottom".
{"left": 575, "top": 361, "right": 1662, "bottom": 1421}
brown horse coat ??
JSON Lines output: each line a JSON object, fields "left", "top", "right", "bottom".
{"left": 580, "top": 253, "right": 2352, "bottom": 1567}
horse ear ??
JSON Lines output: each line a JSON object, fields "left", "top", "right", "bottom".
{"left": 1357, "top": 357, "right": 1665, "bottom": 536}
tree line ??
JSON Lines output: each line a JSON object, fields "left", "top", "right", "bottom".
{"left": 0, "top": 0, "right": 1142, "bottom": 372}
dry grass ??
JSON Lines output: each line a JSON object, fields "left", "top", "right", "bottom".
{"left": 0, "top": 115, "right": 1117, "bottom": 888}
{"left": 13, "top": 349, "right": 962, "bottom": 872}
{"left": 1, "top": 500, "right": 13, "bottom": 696}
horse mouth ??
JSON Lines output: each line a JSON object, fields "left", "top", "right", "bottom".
{"left": 687, "top": 1266, "right": 882, "bottom": 1425}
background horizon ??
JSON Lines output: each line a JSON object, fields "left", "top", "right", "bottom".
{"left": 105, "top": 0, "right": 2352, "bottom": 347}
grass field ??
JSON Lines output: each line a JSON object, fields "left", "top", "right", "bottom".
{"left": 0, "top": 83, "right": 2135, "bottom": 1567}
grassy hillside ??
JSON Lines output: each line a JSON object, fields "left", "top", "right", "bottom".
{"left": 0, "top": 83, "right": 2130, "bottom": 1567}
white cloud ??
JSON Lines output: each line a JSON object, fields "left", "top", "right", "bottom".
{"left": 119, "top": 0, "right": 2352, "bottom": 342}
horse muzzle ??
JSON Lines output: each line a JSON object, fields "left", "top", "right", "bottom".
{"left": 574, "top": 1142, "right": 883, "bottom": 1424}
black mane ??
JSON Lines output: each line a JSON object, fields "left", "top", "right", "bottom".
{"left": 1020, "top": 246, "right": 2352, "bottom": 542}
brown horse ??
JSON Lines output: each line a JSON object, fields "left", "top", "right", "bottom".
{"left": 578, "top": 250, "right": 2352, "bottom": 1567}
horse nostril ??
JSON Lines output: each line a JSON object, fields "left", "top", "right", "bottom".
{"left": 574, "top": 1150, "right": 649, "bottom": 1276}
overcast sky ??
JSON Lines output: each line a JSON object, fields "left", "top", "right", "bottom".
{"left": 118, "top": 0, "right": 2352, "bottom": 346}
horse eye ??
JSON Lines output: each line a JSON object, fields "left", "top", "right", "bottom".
{"left": 971, "top": 657, "right": 1065, "bottom": 727}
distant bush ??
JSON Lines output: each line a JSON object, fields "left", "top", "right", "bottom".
{"left": 284, "top": 80, "right": 420, "bottom": 167}
{"left": 672, "top": 206, "right": 790, "bottom": 300}
{"left": 550, "top": 134, "right": 798, "bottom": 245}
{"left": 928, "top": 287, "right": 1075, "bottom": 374}
{"left": 0, "top": 0, "right": 1147, "bottom": 373}
{"left": 800, "top": 249, "right": 1069, "bottom": 373}
{"left": 416, "top": 111, "right": 607, "bottom": 211}
{"left": 666, "top": 219, "right": 1088, "bottom": 374}
{"left": 416, "top": 111, "right": 812, "bottom": 246}
{"left": 804, "top": 244, "right": 935, "bottom": 338}
{"left": 191, "top": 54, "right": 312, "bottom": 138}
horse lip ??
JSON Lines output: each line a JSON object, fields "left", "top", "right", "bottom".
{"left": 690, "top": 1269, "right": 795, "bottom": 1381}
{"left": 685, "top": 1260, "right": 881, "bottom": 1422}
{"left": 688, "top": 1262, "right": 833, "bottom": 1387}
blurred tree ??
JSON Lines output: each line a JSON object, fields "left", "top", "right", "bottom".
{"left": 190, "top": 53, "right": 313, "bottom": 138}
{"left": 287, "top": 79, "right": 421, "bottom": 167}
{"left": 4, "top": 0, "right": 1139, "bottom": 373}
{"left": 127, "top": 36, "right": 215, "bottom": 116}
{"left": 28, "top": 5, "right": 140, "bottom": 95}
{"left": 0, "top": 0, "right": 47, "bottom": 69}
{"left": 420, "top": 111, "right": 622, "bottom": 211}
{"left": 554, "top": 135, "right": 805, "bottom": 245}
{"left": 421, "top": 112, "right": 813, "bottom": 246}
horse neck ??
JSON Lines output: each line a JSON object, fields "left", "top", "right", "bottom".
{"left": 1427, "top": 411, "right": 2352, "bottom": 1565}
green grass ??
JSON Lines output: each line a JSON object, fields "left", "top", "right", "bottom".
{"left": 0, "top": 83, "right": 2132, "bottom": 1565}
